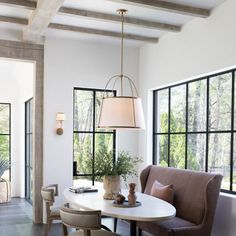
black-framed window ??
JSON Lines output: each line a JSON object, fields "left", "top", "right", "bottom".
{"left": 153, "top": 69, "right": 236, "bottom": 194}
{"left": 25, "top": 98, "right": 33, "bottom": 204}
{"left": 73, "top": 88, "right": 116, "bottom": 185}
{"left": 0, "top": 103, "right": 11, "bottom": 180}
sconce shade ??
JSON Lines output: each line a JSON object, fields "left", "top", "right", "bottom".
{"left": 98, "top": 96, "right": 145, "bottom": 129}
{"left": 56, "top": 112, "right": 65, "bottom": 121}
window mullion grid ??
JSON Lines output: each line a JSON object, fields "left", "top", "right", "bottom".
{"left": 167, "top": 88, "right": 171, "bottom": 166}
{"left": 153, "top": 91, "right": 157, "bottom": 165}
{"left": 230, "top": 71, "right": 235, "bottom": 191}
{"left": 206, "top": 77, "right": 209, "bottom": 172}
{"left": 92, "top": 91, "right": 96, "bottom": 186}
{"left": 185, "top": 84, "right": 188, "bottom": 169}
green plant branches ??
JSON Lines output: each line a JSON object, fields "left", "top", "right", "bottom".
{"left": 94, "top": 150, "right": 142, "bottom": 182}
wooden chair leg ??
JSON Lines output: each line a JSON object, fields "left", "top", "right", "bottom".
{"left": 62, "top": 224, "right": 68, "bottom": 236}
{"left": 114, "top": 218, "right": 118, "bottom": 232}
{"left": 138, "top": 228, "right": 142, "bottom": 236}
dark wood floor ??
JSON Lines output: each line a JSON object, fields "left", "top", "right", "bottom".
{"left": 0, "top": 198, "right": 151, "bottom": 236}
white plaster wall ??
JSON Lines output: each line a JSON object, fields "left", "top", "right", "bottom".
{"left": 0, "top": 58, "right": 33, "bottom": 197}
{"left": 138, "top": 0, "right": 236, "bottom": 235}
{"left": 44, "top": 38, "right": 139, "bottom": 205}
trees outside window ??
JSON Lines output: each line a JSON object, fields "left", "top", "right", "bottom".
{"left": 153, "top": 70, "right": 236, "bottom": 194}
{"left": 73, "top": 88, "right": 116, "bottom": 185}
{"left": 0, "top": 103, "right": 10, "bottom": 180}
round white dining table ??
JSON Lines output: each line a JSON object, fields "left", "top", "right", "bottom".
{"left": 63, "top": 188, "right": 176, "bottom": 236}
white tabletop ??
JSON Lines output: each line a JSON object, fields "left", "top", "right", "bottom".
{"left": 63, "top": 188, "right": 176, "bottom": 222}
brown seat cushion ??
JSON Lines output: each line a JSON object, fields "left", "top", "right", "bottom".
{"left": 150, "top": 180, "right": 174, "bottom": 204}
{"left": 137, "top": 216, "right": 196, "bottom": 236}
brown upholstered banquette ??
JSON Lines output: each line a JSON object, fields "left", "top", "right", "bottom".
{"left": 137, "top": 165, "right": 222, "bottom": 236}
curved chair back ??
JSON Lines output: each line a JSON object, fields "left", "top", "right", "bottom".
{"left": 60, "top": 204, "right": 101, "bottom": 231}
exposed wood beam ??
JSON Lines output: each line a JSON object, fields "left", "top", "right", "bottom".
{"left": 23, "top": 0, "right": 65, "bottom": 43}
{"left": 0, "top": 15, "right": 158, "bottom": 43}
{"left": 0, "top": 0, "right": 36, "bottom": 9}
{"left": 49, "top": 23, "right": 158, "bottom": 43}
{"left": 0, "top": 15, "right": 28, "bottom": 25}
{"left": 0, "top": 1, "right": 181, "bottom": 32}
{"left": 109, "top": 0, "right": 210, "bottom": 18}
{"left": 59, "top": 7, "right": 181, "bottom": 32}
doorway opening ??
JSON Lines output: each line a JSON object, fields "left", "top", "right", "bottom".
{"left": 0, "top": 58, "right": 34, "bottom": 208}
{"left": 0, "top": 40, "right": 44, "bottom": 223}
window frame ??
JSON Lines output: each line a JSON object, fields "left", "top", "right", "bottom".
{"left": 0, "top": 103, "right": 11, "bottom": 181}
{"left": 153, "top": 68, "right": 236, "bottom": 194}
{"left": 73, "top": 87, "right": 116, "bottom": 185}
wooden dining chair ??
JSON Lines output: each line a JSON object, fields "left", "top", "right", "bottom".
{"left": 60, "top": 203, "right": 121, "bottom": 236}
{"left": 41, "top": 184, "right": 61, "bottom": 236}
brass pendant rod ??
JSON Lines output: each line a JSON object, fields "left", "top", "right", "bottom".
{"left": 121, "top": 11, "right": 124, "bottom": 96}
{"left": 117, "top": 9, "right": 127, "bottom": 96}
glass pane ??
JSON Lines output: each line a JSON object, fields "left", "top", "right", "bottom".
{"left": 233, "top": 133, "right": 236, "bottom": 192}
{"left": 169, "top": 134, "right": 185, "bottom": 168}
{"left": 0, "top": 104, "right": 10, "bottom": 134}
{"left": 209, "top": 73, "right": 232, "bottom": 131}
{"left": 74, "top": 90, "right": 93, "bottom": 131}
{"left": 155, "top": 135, "right": 168, "bottom": 167}
{"left": 30, "top": 168, "right": 33, "bottom": 201}
{"left": 26, "top": 102, "right": 30, "bottom": 133}
{"left": 188, "top": 80, "right": 206, "bottom": 131}
{"left": 187, "top": 134, "right": 206, "bottom": 171}
{"left": 74, "top": 133, "right": 93, "bottom": 174}
{"left": 30, "top": 134, "right": 33, "bottom": 168}
{"left": 26, "top": 135, "right": 30, "bottom": 166}
{"left": 208, "top": 133, "right": 231, "bottom": 191}
{"left": 235, "top": 72, "right": 236, "bottom": 131}
{"left": 0, "top": 135, "right": 10, "bottom": 180}
{"left": 170, "top": 85, "right": 186, "bottom": 132}
{"left": 95, "top": 133, "right": 113, "bottom": 155}
{"left": 0, "top": 135, "right": 10, "bottom": 161}
{"left": 95, "top": 133, "right": 114, "bottom": 181}
{"left": 95, "top": 91, "right": 114, "bottom": 131}
{"left": 29, "top": 99, "right": 33, "bottom": 133}
{"left": 156, "top": 89, "right": 169, "bottom": 133}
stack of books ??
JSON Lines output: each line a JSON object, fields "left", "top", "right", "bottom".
{"left": 69, "top": 186, "right": 98, "bottom": 193}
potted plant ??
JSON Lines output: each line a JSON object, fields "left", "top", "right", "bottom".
{"left": 0, "top": 159, "right": 11, "bottom": 203}
{"left": 94, "top": 150, "right": 142, "bottom": 200}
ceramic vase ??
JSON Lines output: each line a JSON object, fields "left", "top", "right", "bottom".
{"left": 103, "top": 175, "right": 121, "bottom": 200}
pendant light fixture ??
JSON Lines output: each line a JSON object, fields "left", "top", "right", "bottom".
{"left": 98, "top": 9, "right": 145, "bottom": 129}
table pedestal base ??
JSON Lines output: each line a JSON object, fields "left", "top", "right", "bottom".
{"left": 130, "top": 220, "right": 137, "bottom": 236}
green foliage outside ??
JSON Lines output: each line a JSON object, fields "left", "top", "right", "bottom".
{"left": 0, "top": 104, "right": 10, "bottom": 180}
{"left": 159, "top": 111, "right": 200, "bottom": 171}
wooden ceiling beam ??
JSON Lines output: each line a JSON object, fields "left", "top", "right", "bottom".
{"left": 59, "top": 7, "right": 181, "bottom": 32}
{"left": 49, "top": 23, "right": 158, "bottom": 43}
{"left": 0, "top": 15, "right": 28, "bottom": 25}
{"left": 0, "top": 1, "right": 181, "bottom": 32}
{"left": 109, "top": 0, "right": 210, "bottom": 18}
{"left": 0, "top": 15, "right": 158, "bottom": 43}
{"left": 23, "top": 0, "right": 66, "bottom": 43}
{"left": 0, "top": 0, "right": 36, "bottom": 10}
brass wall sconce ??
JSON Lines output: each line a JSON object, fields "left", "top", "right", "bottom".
{"left": 56, "top": 112, "right": 66, "bottom": 135}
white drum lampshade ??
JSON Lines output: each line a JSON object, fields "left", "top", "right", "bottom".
{"left": 98, "top": 96, "right": 145, "bottom": 129}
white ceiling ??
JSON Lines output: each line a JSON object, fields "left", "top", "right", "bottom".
{"left": 0, "top": 0, "right": 227, "bottom": 47}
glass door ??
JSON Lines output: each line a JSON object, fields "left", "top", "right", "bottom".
{"left": 25, "top": 98, "right": 33, "bottom": 203}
